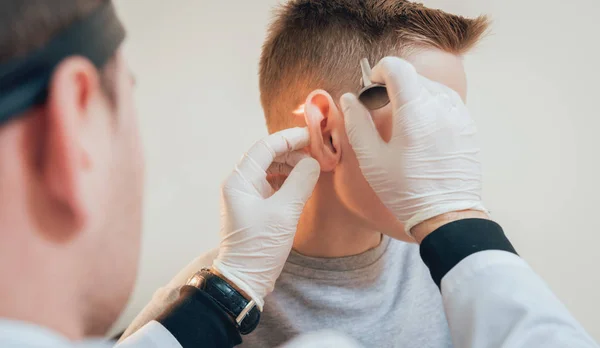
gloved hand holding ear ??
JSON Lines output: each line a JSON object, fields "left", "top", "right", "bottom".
{"left": 341, "top": 57, "right": 487, "bottom": 237}
{"left": 212, "top": 127, "right": 320, "bottom": 310}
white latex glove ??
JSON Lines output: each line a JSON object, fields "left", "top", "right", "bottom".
{"left": 212, "top": 127, "right": 320, "bottom": 310}
{"left": 341, "top": 57, "right": 487, "bottom": 236}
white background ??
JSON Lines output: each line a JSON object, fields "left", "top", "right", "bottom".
{"left": 112, "top": 0, "right": 600, "bottom": 340}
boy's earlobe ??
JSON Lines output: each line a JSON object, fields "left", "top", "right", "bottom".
{"left": 303, "top": 90, "right": 342, "bottom": 172}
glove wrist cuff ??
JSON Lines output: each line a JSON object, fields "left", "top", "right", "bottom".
{"left": 405, "top": 202, "right": 488, "bottom": 238}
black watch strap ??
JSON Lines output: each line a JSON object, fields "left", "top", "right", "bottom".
{"left": 187, "top": 269, "right": 261, "bottom": 335}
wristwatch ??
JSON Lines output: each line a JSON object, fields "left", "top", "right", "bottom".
{"left": 186, "top": 268, "right": 261, "bottom": 335}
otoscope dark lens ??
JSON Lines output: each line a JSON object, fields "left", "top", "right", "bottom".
{"left": 359, "top": 85, "right": 390, "bottom": 110}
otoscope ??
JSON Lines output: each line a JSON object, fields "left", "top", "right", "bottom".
{"left": 358, "top": 58, "right": 390, "bottom": 110}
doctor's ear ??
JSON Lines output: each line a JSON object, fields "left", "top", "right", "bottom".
{"left": 303, "top": 90, "right": 342, "bottom": 172}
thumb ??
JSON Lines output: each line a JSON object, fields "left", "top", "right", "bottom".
{"left": 340, "top": 93, "right": 384, "bottom": 155}
{"left": 273, "top": 157, "right": 320, "bottom": 204}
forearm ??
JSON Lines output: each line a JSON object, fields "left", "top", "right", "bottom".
{"left": 419, "top": 217, "right": 598, "bottom": 348}
{"left": 156, "top": 286, "right": 242, "bottom": 347}
{"left": 119, "top": 286, "right": 181, "bottom": 341}
{"left": 117, "top": 286, "right": 241, "bottom": 348}
{"left": 119, "top": 251, "right": 218, "bottom": 342}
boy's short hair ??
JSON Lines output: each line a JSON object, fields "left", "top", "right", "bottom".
{"left": 259, "top": 0, "right": 489, "bottom": 132}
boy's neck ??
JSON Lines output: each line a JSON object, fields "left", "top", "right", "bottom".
{"left": 293, "top": 179, "right": 382, "bottom": 258}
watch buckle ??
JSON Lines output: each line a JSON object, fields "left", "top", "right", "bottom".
{"left": 236, "top": 299, "right": 256, "bottom": 326}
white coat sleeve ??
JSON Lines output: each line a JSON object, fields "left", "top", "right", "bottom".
{"left": 420, "top": 218, "right": 599, "bottom": 348}
{"left": 441, "top": 250, "right": 598, "bottom": 348}
{"left": 115, "top": 321, "right": 181, "bottom": 348}
{"left": 118, "top": 248, "right": 219, "bottom": 341}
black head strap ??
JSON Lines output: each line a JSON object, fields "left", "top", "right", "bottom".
{"left": 0, "top": 1, "right": 125, "bottom": 125}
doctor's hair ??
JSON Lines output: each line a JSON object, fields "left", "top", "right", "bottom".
{"left": 0, "top": 0, "right": 118, "bottom": 103}
{"left": 259, "top": 0, "right": 490, "bottom": 132}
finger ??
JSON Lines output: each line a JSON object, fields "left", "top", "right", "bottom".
{"left": 273, "top": 158, "right": 320, "bottom": 204}
{"left": 234, "top": 128, "right": 310, "bottom": 198}
{"left": 268, "top": 150, "right": 311, "bottom": 176}
{"left": 267, "top": 150, "right": 311, "bottom": 193}
{"left": 371, "top": 57, "right": 421, "bottom": 110}
{"left": 419, "top": 74, "right": 463, "bottom": 107}
{"left": 340, "top": 93, "right": 385, "bottom": 155}
{"left": 225, "top": 162, "right": 273, "bottom": 199}
{"left": 274, "top": 150, "right": 310, "bottom": 167}
{"left": 418, "top": 74, "right": 444, "bottom": 96}
{"left": 239, "top": 127, "right": 310, "bottom": 173}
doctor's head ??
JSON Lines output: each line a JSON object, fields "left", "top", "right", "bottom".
{"left": 259, "top": 0, "right": 489, "bottom": 239}
{"left": 0, "top": 0, "right": 142, "bottom": 338}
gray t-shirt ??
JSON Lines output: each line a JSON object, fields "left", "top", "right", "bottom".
{"left": 242, "top": 236, "right": 452, "bottom": 347}
{"left": 122, "top": 237, "right": 452, "bottom": 347}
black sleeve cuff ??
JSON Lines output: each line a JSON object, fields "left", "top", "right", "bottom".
{"left": 156, "top": 285, "right": 242, "bottom": 348}
{"left": 419, "top": 218, "right": 518, "bottom": 289}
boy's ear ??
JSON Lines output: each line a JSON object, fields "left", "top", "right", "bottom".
{"left": 303, "top": 90, "right": 342, "bottom": 172}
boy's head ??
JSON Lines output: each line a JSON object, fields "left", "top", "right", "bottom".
{"left": 259, "top": 0, "right": 488, "bottom": 238}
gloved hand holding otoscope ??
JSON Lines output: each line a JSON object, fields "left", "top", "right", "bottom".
{"left": 350, "top": 57, "right": 488, "bottom": 237}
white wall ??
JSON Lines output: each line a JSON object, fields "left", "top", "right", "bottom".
{"left": 112, "top": 0, "right": 600, "bottom": 340}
